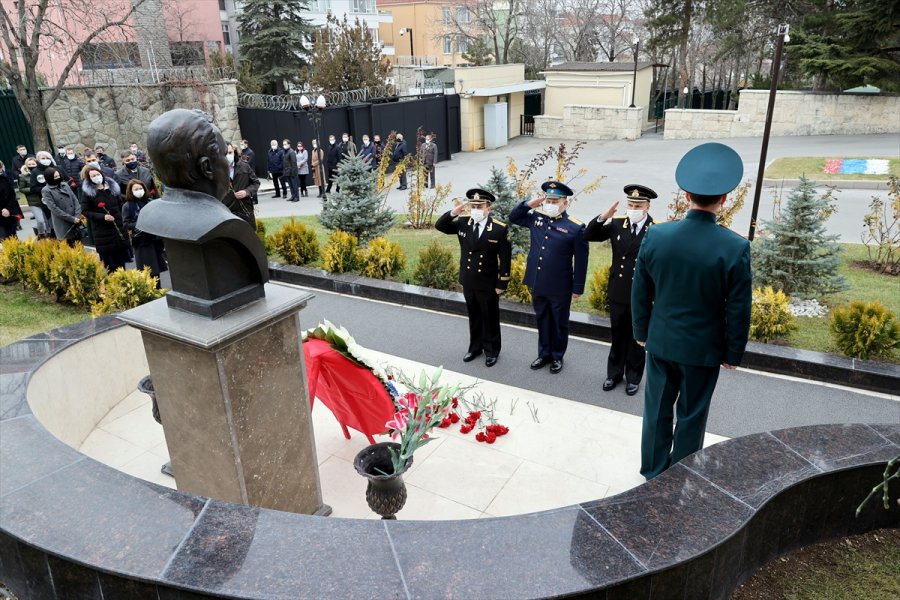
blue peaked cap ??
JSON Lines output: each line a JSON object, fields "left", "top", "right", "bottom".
{"left": 675, "top": 143, "right": 744, "bottom": 196}
{"left": 541, "top": 180, "right": 574, "bottom": 198}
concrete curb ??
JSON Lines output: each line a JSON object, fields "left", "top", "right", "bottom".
{"left": 269, "top": 262, "right": 900, "bottom": 395}
{"left": 762, "top": 178, "right": 890, "bottom": 190}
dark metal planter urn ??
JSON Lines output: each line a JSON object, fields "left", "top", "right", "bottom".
{"left": 137, "top": 375, "right": 173, "bottom": 477}
{"left": 353, "top": 442, "right": 413, "bottom": 520}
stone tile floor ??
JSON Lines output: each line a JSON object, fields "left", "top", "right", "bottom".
{"left": 79, "top": 351, "right": 728, "bottom": 520}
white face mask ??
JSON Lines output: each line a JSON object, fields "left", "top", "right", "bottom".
{"left": 627, "top": 209, "right": 646, "bottom": 222}
{"left": 542, "top": 202, "right": 560, "bottom": 217}
{"left": 88, "top": 161, "right": 100, "bottom": 169}
{"left": 470, "top": 208, "right": 486, "bottom": 222}
{"left": 90, "top": 175, "right": 103, "bottom": 185}
{"left": 283, "top": 145, "right": 290, "bottom": 150}
{"left": 426, "top": 138, "right": 432, "bottom": 144}
{"left": 271, "top": 143, "right": 278, "bottom": 149}
{"left": 66, "top": 152, "right": 75, "bottom": 159}
{"left": 18, "top": 149, "right": 27, "bottom": 156}
{"left": 130, "top": 146, "right": 138, "bottom": 152}
{"left": 133, "top": 188, "right": 145, "bottom": 199}
{"left": 363, "top": 140, "right": 370, "bottom": 146}
{"left": 226, "top": 154, "right": 234, "bottom": 165}
{"left": 312, "top": 142, "right": 317, "bottom": 148}
{"left": 342, "top": 136, "right": 349, "bottom": 142}
{"left": 329, "top": 138, "right": 335, "bottom": 145}
{"left": 39, "top": 158, "right": 51, "bottom": 166}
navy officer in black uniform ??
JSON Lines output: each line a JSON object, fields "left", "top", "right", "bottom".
{"left": 435, "top": 188, "right": 512, "bottom": 367}
{"left": 509, "top": 181, "right": 589, "bottom": 374}
{"left": 584, "top": 184, "right": 657, "bottom": 396}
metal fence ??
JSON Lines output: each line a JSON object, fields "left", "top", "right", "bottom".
{"left": 239, "top": 80, "right": 447, "bottom": 109}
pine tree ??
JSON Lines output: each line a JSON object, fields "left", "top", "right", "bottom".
{"left": 462, "top": 37, "right": 494, "bottom": 66}
{"left": 237, "top": 0, "right": 316, "bottom": 95}
{"left": 753, "top": 176, "right": 848, "bottom": 298}
{"left": 319, "top": 152, "right": 395, "bottom": 243}
{"left": 484, "top": 167, "right": 529, "bottom": 257}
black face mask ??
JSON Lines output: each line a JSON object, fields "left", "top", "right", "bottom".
{"left": 126, "top": 162, "right": 138, "bottom": 170}
{"left": 51, "top": 178, "right": 62, "bottom": 186}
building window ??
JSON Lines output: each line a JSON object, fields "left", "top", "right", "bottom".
{"left": 351, "top": 0, "right": 373, "bottom": 13}
{"left": 457, "top": 36, "right": 469, "bottom": 54}
{"left": 80, "top": 42, "right": 139, "bottom": 69}
{"left": 442, "top": 6, "right": 451, "bottom": 24}
{"left": 316, "top": 0, "right": 331, "bottom": 11}
{"left": 170, "top": 41, "right": 206, "bottom": 66}
{"left": 443, "top": 35, "right": 452, "bottom": 54}
{"left": 222, "top": 22, "right": 232, "bottom": 46}
{"left": 456, "top": 7, "right": 470, "bottom": 23}
{"left": 219, "top": 0, "right": 226, "bottom": 10}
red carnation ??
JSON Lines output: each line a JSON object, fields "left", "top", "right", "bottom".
{"left": 97, "top": 202, "right": 106, "bottom": 208}
{"left": 439, "top": 417, "right": 451, "bottom": 428}
{"left": 452, "top": 397, "right": 459, "bottom": 408}
{"left": 449, "top": 413, "right": 460, "bottom": 424}
{"left": 486, "top": 432, "right": 497, "bottom": 444}
{"left": 475, "top": 432, "right": 486, "bottom": 442}
{"left": 459, "top": 425, "right": 472, "bottom": 434}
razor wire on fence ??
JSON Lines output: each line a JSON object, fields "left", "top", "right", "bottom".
{"left": 238, "top": 80, "right": 448, "bottom": 109}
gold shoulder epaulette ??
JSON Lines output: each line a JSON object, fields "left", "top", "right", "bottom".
{"left": 491, "top": 218, "right": 507, "bottom": 227}
{"left": 569, "top": 216, "right": 583, "bottom": 225}
{"left": 612, "top": 215, "right": 627, "bottom": 219}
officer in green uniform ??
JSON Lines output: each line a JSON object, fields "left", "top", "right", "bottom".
{"left": 584, "top": 184, "right": 657, "bottom": 396}
{"left": 509, "top": 181, "right": 589, "bottom": 374}
{"left": 631, "top": 143, "right": 752, "bottom": 479}
{"left": 435, "top": 188, "right": 512, "bottom": 367}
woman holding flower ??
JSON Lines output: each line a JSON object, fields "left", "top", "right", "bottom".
{"left": 123, "top": 179, "right": 166, "bottom": 287}
{"left": 81, "top": 165, "right": 130, "bottom": 272}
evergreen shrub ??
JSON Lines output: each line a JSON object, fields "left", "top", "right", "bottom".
{"left": 505, "top": 254, "right": 532, "bottom": 304}
{"left": 0, "top": 237, "right": 34, "bottom": 283}
{"left": 92, "top": 268, "right": 166, "bottom": 316}
{"left": 270, "top": 219, "right": 319, "bottom": 265}
{"left": 830, "top": 301, "right": 899, "bottom": 360}
{"left": 359, "top": 237, "right": 405, "bottom": 279}
{"left": 587, "top": 266, "right": 611, "bottom": 314}
{"left": 749, "top": 286, "right": 797, "bottom": 342}
{"left": 322, "top": 231, "right": 360, "bottom": 274}
{"left": 412, "top": 241, "right": 458, "bottom": 290}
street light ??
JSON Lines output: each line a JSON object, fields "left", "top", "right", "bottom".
{"left": 399, "top": 27, "right": 414, "bottom": 62}
{"left": 682, "top": 86, "right": 689, "bottom": 109}
{"left": 748, "top": 23, "right": 790, "bottom": 242}
{"left": 299, "top": 94, "right": 327, "bottom": 186}
{"left": 629, "top": 37, "right": 640, "bottom": 108}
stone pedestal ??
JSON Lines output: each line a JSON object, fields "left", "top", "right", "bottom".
{"left": 119, "top": 283, "right": 328, "bottom": 515}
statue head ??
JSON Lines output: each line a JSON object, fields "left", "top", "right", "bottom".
{"left": 147, "top": 109, "right": 230, "bottom": 200}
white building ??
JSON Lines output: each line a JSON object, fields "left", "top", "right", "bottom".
{"left": 219, "top": 0, "right": 394, "bottom": 62}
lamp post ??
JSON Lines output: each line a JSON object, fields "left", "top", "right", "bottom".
{"left": 748, "top": 23, "right": 790, "bottom": 242}
{"left": 682, "top": 86, "right": 689, "bottom": 109}
{"left": 629, "top": 38, "right": 640, "bottom": 108}
{"left": 399, "top": 27, "right": 414, "bottom": 64}
{"left": 300, "top": 94, "right": 327, "bottom": 187}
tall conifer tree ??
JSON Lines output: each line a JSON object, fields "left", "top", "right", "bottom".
{"left": 238, "top": 0, "right": 316, "bottom": 95}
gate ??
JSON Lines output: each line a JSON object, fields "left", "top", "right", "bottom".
{"left": 0, "top": 90, "right": 35, "bottom": 167}
{"left": 237, "top": 94, "right": 462, "bottom": 178}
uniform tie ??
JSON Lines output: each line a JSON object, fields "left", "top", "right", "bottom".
{"left": 632, "top": 223, "right": 638, "bottom": 236}
{"left": 474, "top": 221, "right": 482, "bottom": 237}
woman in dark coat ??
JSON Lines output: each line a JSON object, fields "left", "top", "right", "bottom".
{"left": 0, "top": 161, "right": 24, "bottom": 239}
{"left": 223, "top": 143, "right": 260, "bottom": 228}
{"left": 81, "top": 165, "right": 130, "bottom": 272}
{"left": 41, "top": 167, "right": 82, "bottom": 245}
{"left": 122, "top": 179, "right": 166, "bottom": 287}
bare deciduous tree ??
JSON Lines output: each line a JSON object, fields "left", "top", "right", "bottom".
{"left": 444, "top": 0, "right": 527, "bottom": 65}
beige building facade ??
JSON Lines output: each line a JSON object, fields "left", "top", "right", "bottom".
{"left": 378, "top": 0, "right": 475, "bottom": 67}
{"left": 454, "top": 64, "right": 545, "bottom": 151}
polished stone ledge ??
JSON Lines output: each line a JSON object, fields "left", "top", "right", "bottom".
{"left": 268, "top": 262, "right": 900, "bottom": 395}
{"left": 1, "top": 318, "right": 898, "bottom": 600}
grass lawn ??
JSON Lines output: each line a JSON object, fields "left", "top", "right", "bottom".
{"left": 0, "top": 283, "right": 90, "bottom": 347}
{"left": 765, "top": 156, "right": 900, "bottom": 182}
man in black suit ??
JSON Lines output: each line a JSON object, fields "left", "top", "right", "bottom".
{"left": 435, "top": 188, "right": 512, "bottom": 367}
{"left": 584, "top": 184, "right": 657, "bottom": 396}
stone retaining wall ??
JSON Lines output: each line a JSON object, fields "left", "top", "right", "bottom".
{"left": 535, "top": 104, "right": 643, "bottom": 140}
{"left": 42, "top": 80, "right": 241, "bottom": 158}
{"left": 664, "top": 90, "right": 900, "bottom": 140}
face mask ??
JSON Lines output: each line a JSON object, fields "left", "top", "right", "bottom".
{"left": 312, "top": 142, "right": 317, "bottom": 148}
{"left": 88, "top": 161, "right": 100, "bottom": 169}
{"left": 133, "top": 188, "right": 145, "bottom": 199}
{"left": 426, "top": 138, "right": 432, "bottom": 144}
{"left": 363, "top": 140, "right": 370, "bottom": 146}
{"left": 342, "top": 136, "right": 349, "bottom": 142}
{"left": 397, "top": 136, "right": 403, "bottom": 142}
{"left": 627, "top": 209, "right": 645, "bottom": 222}
{"left": 226, "top": 154, "right": 234, "bottom": 165}
{"left": 52, "top": 178, "right": 61, "bottom": 186}
{"left": 130, "top": 146, "right": 138, "bottom": 152}
{"left": 126, "top": 161, "right": 138, "bottom": 170}
{"left": 57, "top": 148, "right": 65, "bottom": 155}
{"left": 542, "top": 202, "right": 560, "bottom": 217}
{"left": 240, "top": 144, "right": 247, "bottom": 150}
{"left": 329, "top": 139, "right": 335, "bottom": 144}
{"left": 18, "top": 149, "right": 27, "bottom": 157}
{"left": 470, "top": 208, "right": 485, "bottom": 222}
{"left": 91, "top": 175, "right": 103, "bottom": 185}
{"left": 374, "top": 139, "right": 380, "bottom": 145}
{"left": 39, "top": 158, "right": 51, "bottom": 166}
{"left": 271, "top": 143, "right": 277, "bottom": 149}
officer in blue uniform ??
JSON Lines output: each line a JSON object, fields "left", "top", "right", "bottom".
{"left": 509, "top": 181, "right": 589, "bottom": 374}
{"left": 584, "top": 184, "right": 657, "bottom": 396}
{"left": 435, "top": 188, "right": 512, "bottom": 367}
{"left": 632, "top": 142, "right": 752, "bottom": 479}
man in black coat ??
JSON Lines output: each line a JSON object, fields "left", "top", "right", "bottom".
{"left": 240, "top": 140, "right": 256, "bottom": 168}
{"left": 281, "top": 139, "right": 299, "bottom": 202}
{"left": 12, "top": 145, "right": 32, "bottom": 185}
{"left": 584, "top": 185, "right": 657, "bottom": 396}
{"left": 58, "top": 146, "right": 85, "bottom": 195}
{"left": 392, "top": 133, "right": 409, "bottom": 190}
{"left": 435, "top": 188, "right": 512, "bottom": 367}
{"left": 325, "top": 135, "right": 341, "bottom": 194}
{"left": 94, "top": 144, "right": 116, "bottom": 169}
{"left": 266, "top": 140, "right": 285, "bottom": 198}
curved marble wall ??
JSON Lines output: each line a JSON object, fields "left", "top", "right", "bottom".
{"left": 1, "top": 319, "right": 898, "bottom": 599}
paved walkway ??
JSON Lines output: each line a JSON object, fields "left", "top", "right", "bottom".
{"left": 251, "top": 132, "right": 899, "bottom": 242}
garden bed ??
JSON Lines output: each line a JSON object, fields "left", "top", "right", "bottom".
{"left": 765, "top": 157, "right": 899, "bottom": 182}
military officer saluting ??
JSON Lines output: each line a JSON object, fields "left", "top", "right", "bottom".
{"left": 435, "top": 188, "right": 512, "bottom": 367}
{"left": 509, "top": 181, "right": 589, "bottom": 374}
{"left": 584, "top": 184, "right": 657, "bottom": 396}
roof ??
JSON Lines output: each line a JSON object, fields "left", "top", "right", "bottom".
{"left": 462, "top": 80, "right": 547, "bottom": 97}
{"left": 844, "top": 84, "right": 881, "bottom": 94}
{"left": 544, "top": 61, "right": 655, "bottom": 73}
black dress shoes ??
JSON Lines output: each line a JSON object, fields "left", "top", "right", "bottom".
{"left": 602, "top": 377, "right": 621, "bottom": 391}
{"left": 625, "top": 383, "right": 640, "bottom": 396}
{"left": 550, "top": 359, "right": 564, "bottom": 374}
{"left": 463, "top": 350, "right": 483, "bottom": 363}
{"left": 530, "top": 356, "right": 551, "bottom": 370}
{"left": 485, "top": 356, "right": 498, "bottom": 367}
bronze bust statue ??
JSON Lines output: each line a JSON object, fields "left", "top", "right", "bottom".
{"left": 138, "top": 109, "right": 268, "bottom": 318}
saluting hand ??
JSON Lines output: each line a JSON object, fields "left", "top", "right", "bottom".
{"left": 599, "top": 201, "right": 619, "bottom": 221}
{"left": 526, "top": 197, "right": 544, "bottom": 209}
{"left": 451, "top": 200, "right": 469, "bottom": 216}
